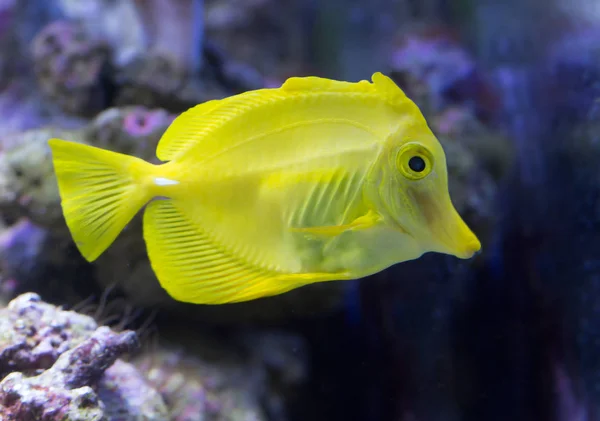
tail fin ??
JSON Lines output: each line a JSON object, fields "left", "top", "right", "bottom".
{"left": 48, "top": 138, "right": 155, "bottom": 262}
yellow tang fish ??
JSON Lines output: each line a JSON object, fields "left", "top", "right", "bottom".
{"left": 48, "top": 72, "right": 481, "bottom": 305}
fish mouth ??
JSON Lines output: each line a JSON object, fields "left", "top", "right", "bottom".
{"left": 411, "top": 189, "right": 481, "bottom": 259}
{"left": 432, "top": 206, "right": 481, "bottom": 259}
{"left": 439, "top": 226, "right": 481, "bottom": 259}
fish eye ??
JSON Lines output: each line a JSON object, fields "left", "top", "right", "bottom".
{"left": 408, "top": 156, "right": 426, "bottom": 172}
{"left": 396, "top": 143, "right": 433, "bottom": 180}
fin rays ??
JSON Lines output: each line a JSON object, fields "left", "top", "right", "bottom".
{"left": 143, "top": 200, "right": 298, "bottom": 303}
{"left": 49, "top": 138, "right": 154, "bottom": 262}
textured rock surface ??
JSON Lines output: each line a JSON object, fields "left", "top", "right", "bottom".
{"left": 133, "top": 328, "right": 308, "bottom": 421}
{"left": 205, "top": 0, "right": 311, "bottom": 78}
{"left": 0, "top": 293, "right": 308, "bottom": 420}
{"left": 0, "top": 293, "right": 169, "bottom": 420}
{"left": 31, "top": 20, "right": 112, "bottom": 116}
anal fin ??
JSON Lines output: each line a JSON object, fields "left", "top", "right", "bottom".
{"left": 143, "top": 200, "right": 351, "bottom": 304}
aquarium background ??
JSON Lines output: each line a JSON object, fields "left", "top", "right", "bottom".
{"left": 0, "top": 0, "right": 596, "bottom": 420}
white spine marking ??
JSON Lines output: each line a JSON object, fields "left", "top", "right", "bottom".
{"left": 154, "top": 177, "right": 180, "bottom": 186}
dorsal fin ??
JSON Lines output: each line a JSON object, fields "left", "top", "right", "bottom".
{"left": 370, "top": 72, "right": 409, "bottom": 108}
{"left": 282, "top": 72, "right": 409, "bottom": 109}
{"left": 155, "top": 72, "right": 408, "bottom": 162}
{"left": 281, "top": 75, "right": 374, "bottom": 94}
{"left": 156, "top": 98, "right": 223, "bottom": 161}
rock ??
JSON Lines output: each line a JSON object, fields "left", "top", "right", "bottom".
{"left": 0, "top": 293, "right": 170, "bottom": 420}
{"left": 133, "top": 328, "right": 308, "bottom": 421}
{"left": 31, "top": 20, "right": 112, "bottom": 116}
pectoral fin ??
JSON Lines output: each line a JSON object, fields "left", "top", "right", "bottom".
{"left": 291, "top": 209, "right": 381, "bottom": 238}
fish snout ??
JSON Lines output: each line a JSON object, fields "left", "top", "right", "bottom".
{"left": 413, "top": 189, "right": 481, "bottom": 259}
{"left": 432, "top": 206, "right": 481, "bottom": 259}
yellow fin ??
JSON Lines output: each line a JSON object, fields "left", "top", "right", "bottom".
{"left": 155, "top": 98, "right": 223, "bottom": 161}
{"left": 291, "top": 209, "right": 381, "bottom": 238}
{"left": 143, "top": 200, "right": 350, "bottom": 304}
{"left": 282, "top": 72, "right": 410, "bottom": 111}
{"left": 281, "top": 74, "right": 375, "bottom": 94}
{"left": 48, "top": 138, "right": 154, "bottom": 261}
{"left": 155, "top": 88, "right": 292, "bottom": 163}
{"left": 155, "top": 73, "right": 399, "bottom": 165}
{"left": 371, "top": 72, "right": 409, "bottom": 105}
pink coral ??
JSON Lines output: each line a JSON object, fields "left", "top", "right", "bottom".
{"left": 123, "top": 107, "right": 172, "bottom": 137}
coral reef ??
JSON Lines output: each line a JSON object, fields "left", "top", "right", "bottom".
{"left": 0, "top": 127, "right": 72, "bottom": 227}
{"left": 31, "top": 20, "right": 112, "bottom": 116}
{"left": 131, "top": 0, "right": 205, "bottom": 73}
{"left": 432, "top": 106, "right": 513, "bottom": 242}
{"left": 56, "top": 0, "right": 146, "bottom": 67}
{"left": 389, "top": 26, "right": 500, "bottom": 124}
{"left": 134, "top": 328, "right": 308, "bottom": 421}
{"left": 0, "top": 293, "right": 303, "bottom": 420}
{"left": 204, "top": 0, "right": 311, "bottom": 79}
{"left": 0, "top": 1, "right": 88, "bottom": 137}
{"left": 0, "top": 292, "right": 169, "bottom": 420}
{"left": 30, "top": 3, "right": 263, "bottom": 117}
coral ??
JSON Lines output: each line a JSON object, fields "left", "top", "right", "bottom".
{"left": 98, "top": 360, "right": 170, "bottom": 421}
{"left": 0, "top": 293, "right": 169, "bottom": 420}
{"left": 131, "top": 0, "right": 204, "bottom": 73}
{"left": 0, "top": 295, "right": 307, "bottom": 420}
{"left": 202, "top": 40, "right": 265, "bottom": 93}
{"left": 133, "top": 329, "right": 308, "bottom": 421}
{"left": 113, "top": 53, "right": 207, "bottom": 111}
{"left": 204, "top": 0, "right": 311, "bottom": 79}
{"left": 0, "top": 292, "right": 115, "bottom": 377}
{"left": 56, "top": 0, "right": 146, "bottom": 67}
{"left": 431, "top": 106, "right": 513, "bottom": 241}
{"left": 57, "top": 0, "right": 204, "bottom": 73}
{"left": 0, "top": 81, "right": 87, "bottom": 135}
{"left": 0, "top": 127, "right": 78, "bottom": 227}
{"left": 29, "top": 2, "right": 267, "bottom": 115}
{"left": 112, "top": 47, "right": 262, "bottom": 112}
{"left": 389, "top": 26, "right": 500, "bottom": 123}
{"left": 83, "top": 106, "right": 174, "bottom": 157}
{"left": 31, "top": 20, "right": 112, "bottom": 116}
{"left": 0, "top": 1, "right": 88, "bottom": 135}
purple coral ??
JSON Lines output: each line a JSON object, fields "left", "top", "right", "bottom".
{"left": 0, "top": 327, "right": 137, "bottom": 421}
{"left": 390, "top": 27, "right": 499, "bottom": 121}
{"left": 0, "top": 292, "right": 98, "bottom": 376}
{"left": 0, "top": 293, "right": 169, "bottom": 420}
{"left": 31, "top": 20, "right": 111, "bottom": 116}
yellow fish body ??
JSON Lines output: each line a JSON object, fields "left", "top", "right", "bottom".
{"left": 48, "top": 72, "right": 481, "bottom": 305}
